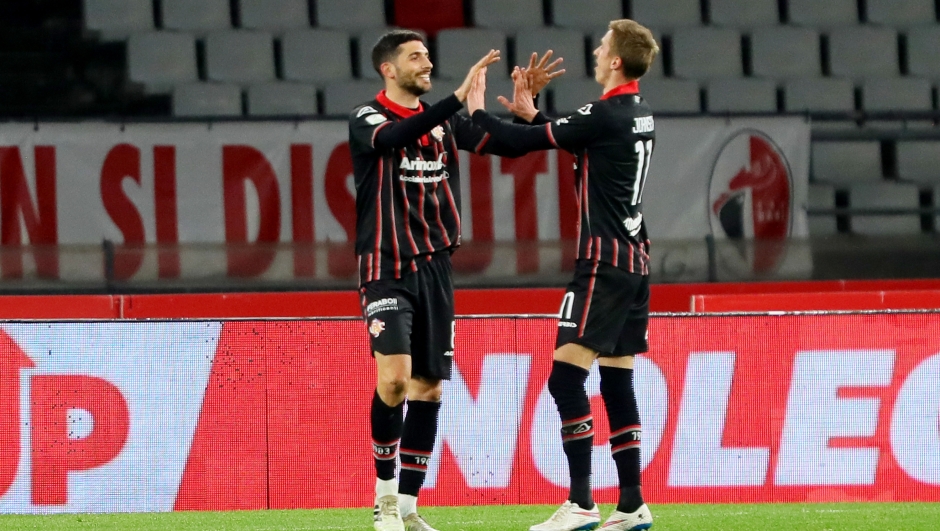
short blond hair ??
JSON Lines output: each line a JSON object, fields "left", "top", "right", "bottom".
{"left": 608, "top": 19, "right": 660, "bottom": 79}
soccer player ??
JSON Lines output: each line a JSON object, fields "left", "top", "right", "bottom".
{"left": 348, "top": 30, "right": 563, "bottom": 531}
{"left": 466, "top": 19, "right": 659, "bottom": 531}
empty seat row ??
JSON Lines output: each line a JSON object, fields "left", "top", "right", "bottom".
{"left": 813, "top": 141, "right": 940, "bottom": 184}
{"left": 807, "top": 182, "right": 934, "bottom": 236}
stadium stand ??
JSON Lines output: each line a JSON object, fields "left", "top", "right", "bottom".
{"left": 848, "top": 182, "right": 922, "bottom": 234}
{"left": 280, "top": 29, "right": 353, "bottom": 85}
{"left": 239, "top": 0, "right": 310, "bottom": 32}
{"left": 906, "top": 26, "right": 940, "bottom": 81}
{"left": 435, "top": 28, "right": 508, "bottom": 80}
{"left": 806, "top": 183, "right": 838, "bottom": 235}
{"left": 827, "top": 26, "right": 900, "bottom": 79}
{"left": 786, "top": 0, "right": 859, "bottom": 28}
{"left": 750, "top": 27, "right": 821, "bottom": 80}
{"left": 861, "top": 78, "right": 934, "bottom": 112}
{"left": 552, "top": 77, "right": 602, "bottom": 114}
{"left": 471, "top": 0, "right": 544, "bottom": 32}
{"left": 392, "top": 0, "right": 465, "bottom": 36}
{"left": 246, "top": 82, "right": 317, "bottom": 115}
{"left": 550, "top": 0, "right": 623, "bottom": 30}
{"left": 812, "top": 142, "right": 884, "bottom": 184}
{"left": 866, "top": 0, "right": 937, "bottom": 28}
{"left": 783, "top": 77, "right": 855, "bottom": 112}
{"left": 83, "top": 0, "right": 153, "bottom": 41}
{"left": 161, "top": 0, "right": 231, "bottom": 33}
{"left": 705, "top": 78, "right": 778, "bottom": 113}
{"left": 322, "top": 79, "right": 382, "bottom": 116}
{"left": 127, "top": 32, "right": 198, "bottom": 94}
{"left": 709, "top": 0, "right": 780, "bottom": 28}
{"left": 204, "top": 30, "right": 276, "bottom": 84}
{"left": 172, "top": 82, "right": 242, "bottom": 116}
{"left": 897, "top": 141, "right": 940, "bottom": 183}
{"left": 316, "top": 0, "right": 387, "bottom": 31}
{"left": 515, "top": 28, "right": 588, "bottom": 78}
{"left": 630, "top": 0, "right": 702, "bottom": 30}
{"left": 635, "top": 78, "right": 701, "bottom": 113}
{"left": 671, "top": 28, "right": 743, "bottom": 80}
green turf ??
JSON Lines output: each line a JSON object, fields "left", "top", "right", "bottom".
{"left": 1, "top": 502, "right": 938, "bottom": 531}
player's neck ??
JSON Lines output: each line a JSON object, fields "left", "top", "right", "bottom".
{"left": 603, "top": 73, "right": 634, "bottom": 95}
{"left": 383, "top": 84, "right": 421, "bottom": 110}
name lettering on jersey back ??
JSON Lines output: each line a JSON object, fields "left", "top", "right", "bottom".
{"left": 633, "top": 116, "right": 655, "bottom": 134}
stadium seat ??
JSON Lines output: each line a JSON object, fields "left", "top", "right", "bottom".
{"left": 552, "top": 77, "right": 602, "bottom": 114}
{"left": 162, "top": 0, "right": 231, "bottom": 32}
{"left": 281, "top": 29, "right": 353, "bottom": 85}
{"left": 709, "top": 0, "right": 779, "bottom": 28}
{"left": 671, "top": 28, "right": 742, "bottom": 80}
{"left": 631, "top": 0, "right": 701, "bottom": 30}
{"left": 866, "top": 0, "right": 937, "bottom": 28}
{"left": 750, "top": 27, "right": 821, "bottom": 80}
{"left": 635, "top": 78, "right": 701, "bottom": 113}
{"left": 435, "top": 28, "right": 508, "bottom": 80}
{"left": 907, "top": 27, "right": 940, "bottom": 82}
{"left": 783, "top": 77, "right": 855, "bottom": 112}
{"left": 127, "top": 32, "right": 198, "bottom": 94}
{"left": 861, "top": 78, "right": 934, "bottom": 112}
{"left": 849, "top": 182, "right": 922, "bottom": 235}
{"left": 205, "top": 30, "right": 275, "bottom": 83}
{"left": 322, "top": 80, "right": 383, "bottom": 115}
{"left": 787, "top": 0, "right": 858, "bottom": 28}
{"left": 828, "top": 26, "right": 899, "bottom": 80}
{"left": 897, "top": 141, "right": 940, "bottom": 183}
{"left": 247, "top": 82, "right": 318, "bottom": 115}
{"left": 812, "top": 142, "right": 883, "bottom": 184}
{"left": 550, "top": 0, "right": 623, "bottom": 31}
{"left": 316, "top": 0, "right": 386, "bottom": 31}
{"left": 393, "top": 0, "right": 464, "bottom": 37}
{"left": 173, "top": 83, "right": 243, "bottom": 116}
{"left": 83, "top": 0, "right": 153, "bottom": 40}
{"left": 807, "top": 183, "right": 838, "bottom": 235}
{"left": 472, "top": 0, "right": 543, "bottom": 32}
{"left": 516, "top": 28, "right": 587, "bottom": 79}
{"left": 239, "top": 0, "right": 309, "bottom": 32}
{"left": 706, "top": 78, "right": 777, "bottom": 113}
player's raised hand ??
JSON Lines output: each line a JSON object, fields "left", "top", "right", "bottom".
{"left": 523, "top": 50, "right": 565, "bottom": 95}
{"left": 497, "top": 66, "right": 538, "bottom": 122}
{"left": 454, "top": 49, "right": 501, "bottom": 102}
{"left": 467, "top": 68, "right": 487, "bottom": 114}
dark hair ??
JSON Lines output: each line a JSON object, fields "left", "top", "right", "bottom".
{"left": 371, "top": 29, "right": 426, "bottom": 76}
{"left": 609, "top": 19, "right": 660, "bottom": 79}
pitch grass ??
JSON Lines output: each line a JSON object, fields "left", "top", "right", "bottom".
{"left": 1, "top": 503, "right": 939, "bottom": 531}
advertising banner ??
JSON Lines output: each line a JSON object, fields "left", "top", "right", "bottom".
{"left": 1, "top": 313, "right": 938, "bottom": 513}
{"left": 0, "top": 118, "right": 809, "bottom": 281}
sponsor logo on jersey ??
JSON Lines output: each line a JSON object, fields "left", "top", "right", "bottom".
{"left": 369, "top": 318, "right": 386, "bottom": 338}
{"left": 400, "top": 153, "right": 445, "bottom": 172}
{"left": 708, "top": 130, "right": 792, "bottom": 274}
{"left": 366, "top": 297, "right": 398, "bottom": 316}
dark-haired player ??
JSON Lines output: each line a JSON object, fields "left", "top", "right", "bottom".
{"left": 467, "top": 19, "right": 660, "bottom": 531}
{"left": 349, "top": 30, "right": 563, "bottom": 531}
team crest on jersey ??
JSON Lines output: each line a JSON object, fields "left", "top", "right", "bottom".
{"left": 431, "top": 125, "right": 445, "bottom": 141}
{"left": 357, "top": 106, "right": 378, "bottom": 117}
{"left": 577, "top": 103, "right": 593, "bottom": 115}
{"left": 369, "top": 318, "right": 386, "bottom": 338}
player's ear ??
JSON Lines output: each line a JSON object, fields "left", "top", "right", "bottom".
{"left": 610, "top": 56, "right": 622, "bottom": 71}
{"left": 380, "top": 61, "right": 395, "bottom": 80}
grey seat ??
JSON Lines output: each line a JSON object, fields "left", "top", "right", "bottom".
{"left": 907, "top": 27, "right": 940, "bottom": 82}
{"left": 173, "top": 83, "right": 242, "bottom": 116}
{"left": 435, "top": 28, "right": 508, "bottom": 80}
{"left": 205, "top": 30, "right": 275, "bottom": 84}
{"left": 812, "top": 142, "right": 883, "bottom": 184}
{"left": 128, "top": 32, "right": 198, "bottom": 94}
{"left": 631, "top": 0, "right": 702, "bottom": 31}
{"left": 807, "top": 183, "right": 838, "bottom": 235}
{"left": 866, "top": 0, "right": 937, "bottom": 28}
{"left": 281, "top": 29, "right": 352, "bottom": 85}
{"left": 783, "top": 77, "right": 855, "bottom": 112}
{"left": 787, "top": 0, "right": 858, "bottom": 29}
{"left": 706, "top": 78, "right": 777, "bottom": 113}
{"left": 323, "top": 80, "right": 384, "bottom": 116}
{"left": 551, "top": 0, "right": 622, "bottom": 30}
{"left": 897, "top": 141, "right": 940, "bottom": 183}
{"left": 849, "top": 182, "right": 922, "bottom": 235}
{"left": 861, "top": 78, "right": 934, "bottom": 112}
{"left": 671, "top": 28, "right": 742, "bottom": 80}
{"left": 709, "top": 0, "right": 779, "bottom": 28}
{"left": 635, "top": 79, "right": 701, "bottom": 113}
{"left": 162, "top": 0, "right": 231, "bottom": 33}
{"left": 247, "top": 82, "right": 317, "bottom": 115}
{"left": 828, "top": 26, "right": 899, "bottom": 80}
{"left": 316, "top": 0, "right": 386, "bottom": 31}
{"left": 239, "top": 0, "right": 309, "bottom": 32}
{"left": 472, "top": 0, "right": 544, "bottom": 33}
{"left": 516, "top": 28, "right": 587, "bottom": 79}
{"left": 751, "top": 27, "right": 821, "bottom": 80}
{"left": 83, "top": 0, "right": 153, "bottom": 40}
{"left": 552, "top": 78, "right": 602, "bottom": 114}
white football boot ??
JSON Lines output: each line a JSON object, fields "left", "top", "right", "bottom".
{"left": 374, "top": 494, "right": 405, "bottom": 531}
{"left": 530, "top": 500, "right": 601, "bottom": 531}
{"left": 599, "top": 503, "right": 653, "bottom": 530}
{"left": 403, "top": 512, "right": 440, "bottom": 531}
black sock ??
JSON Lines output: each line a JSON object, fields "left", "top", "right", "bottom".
{"left": 371, "top": 390, "right": 403, "bottom": 481}
{"left": 398, "top": 400, "right": 441, "bottom": 497}
{"left": 599, "top": 365, "right": 644, "bottom": 513}
{"left": 548, "top": 360, "right": 594, "bottom": 510}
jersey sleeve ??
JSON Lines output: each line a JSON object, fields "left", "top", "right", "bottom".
{"left": 545, "top": 103, "right": 604, "bottom": 152}
{"left": 450, "top": 112, "right": 533, "bottom": 158}
{"left": 348, "top": 104, "right": 392, "bottom": 154}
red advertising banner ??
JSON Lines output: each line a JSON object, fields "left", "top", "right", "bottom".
{"left": 1, "top": 313, "right": 938, "bottom": 513}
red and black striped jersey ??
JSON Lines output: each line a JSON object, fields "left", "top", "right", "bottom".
{"left": 471, "top": 81, "right": 655, "bottom": 275}
{"left": 349, "top": 91, "right": 522, "bottom": 286}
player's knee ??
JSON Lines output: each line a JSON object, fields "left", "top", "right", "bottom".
{"left": 378, "top": 375, "right": 409, "bottom": 401}
{"left": 547, "top": 361, "right": 589, "bottom": 407}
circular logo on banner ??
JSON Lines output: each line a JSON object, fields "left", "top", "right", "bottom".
{"left": 708, "top": 130, "right": 793, "bottom": 274}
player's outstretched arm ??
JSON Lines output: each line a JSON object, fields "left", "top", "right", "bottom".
{"left": 497, "top": 67, "right": 539, "bottom": 122}
{"left": 469, "top": 71, "right": 556, "bottom": 153}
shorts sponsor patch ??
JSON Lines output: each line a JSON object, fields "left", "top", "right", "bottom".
{"left": 366, "top": 297, "right": 399, "bottom": 316}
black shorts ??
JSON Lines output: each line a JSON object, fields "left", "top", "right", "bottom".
{"left": 556, "top": 259, "right": 649, "bottom": 357}
{"left": 359, "top": 253, "right": 455, "bottom": 380}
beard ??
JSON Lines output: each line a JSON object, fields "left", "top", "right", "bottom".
{"left": 396, "top": 69, "right": 431, "bottom": 97}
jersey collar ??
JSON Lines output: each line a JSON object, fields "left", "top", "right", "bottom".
{"left": 376, "top": 90, "right": 424, "bottom": 118}
{"left": 600, "top": 81, "right": 640, "bottom": 100}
